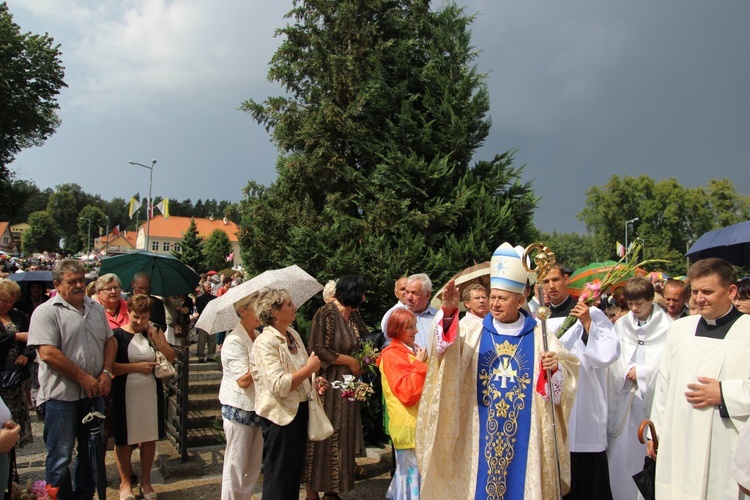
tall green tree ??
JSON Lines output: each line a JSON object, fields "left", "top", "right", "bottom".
{"left": 577, "top": 175, "right": 737, "bottom": 275}
{"left": 239, "top": 0, "right": 537, "bottom": 330}
{"left": 705, "top": 179, "right": 750, "bottom": 228}
{"left": 0, "top": 2, "right": 66, "bottom": 177}
{"left": 203, "top": 229, "right": 232, "bottom": 273}
{"left": 22, "top": 210, "right": 60, "bottom": 254}
{"left": 172, "top": 218, "right": 204, "bottom": 272}
{"left": 537, "top": 231, "right": 598, "bottom": 270}
{"left": 0, "top": 178, "right": 50, "bottom": 223}
{"left": 77, "top": 205, "right": 108, "bottom": 252}
{"left": 46, "top": 183, "right": 95, "bottom": 251}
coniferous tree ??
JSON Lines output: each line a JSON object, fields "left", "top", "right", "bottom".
{"left": 203, "top": 229, "right": 232, "bottom": 273}
{"left": 239, "top": 0, "right": 538, "bottom": 329}
{"left": 172, "top": 218, "right": 204, "bottom": 272}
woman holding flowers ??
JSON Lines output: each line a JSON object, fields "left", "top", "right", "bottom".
{"left": 377, "top": 308, "right": 428, "bottom": 499}
{"left": 304, "top": 275, "right": 369, "bottom": 500}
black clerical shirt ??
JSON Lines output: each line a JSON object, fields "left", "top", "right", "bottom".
{"left": 694, "top": 306, "right": 744, "bottom": 418}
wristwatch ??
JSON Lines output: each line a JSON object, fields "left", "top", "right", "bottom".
{"left": 101, "top": 369, "right": 114, "bottom": 379}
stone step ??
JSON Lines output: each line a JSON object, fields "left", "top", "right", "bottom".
{"left": 170, "top": 392, "right": 220, "bottom": 411}
{"left": 188, "top": 370, "right": 222, "bottom": 382}
{"left": 187, "top": 360, "right": 221, "bottom": 372}
{"left": 187, "top": 408, "right": 222, "bottom": 429}
{"left": 163, "top": 420, "right": 225, "bottom": 451}
{"left": 185, "top": 427, "right": 225, "bottom": 448}
{"left": 188, "top": 379, "right": 221, "bottom": 394}
{"left": 167, "top": 398, "right": 221, "bottom": 424}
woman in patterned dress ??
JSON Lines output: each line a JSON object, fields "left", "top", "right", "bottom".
{"left": 0, "top": 279, "right": 34, "bottom": 448}
{"left": 304, "top": 275, "right": 368, "bottom": 500}
{"left": 111, "top": 294, "right": 175, "bottom": 500}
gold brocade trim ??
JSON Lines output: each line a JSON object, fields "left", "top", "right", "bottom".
{"left": 478, "top": 339, "right": 531, "bottom": 499}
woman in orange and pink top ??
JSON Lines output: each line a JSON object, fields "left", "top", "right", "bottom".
{"left": 96, "top": 274, "right": 129, "bottom": 329}
{"left": 377, "top": 308, "right": 428, "bottom": 500}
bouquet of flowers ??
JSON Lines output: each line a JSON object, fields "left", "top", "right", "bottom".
{"left": 10, "top": 480, "right": 59, "bottom": 500}
{"left": 554, "top": 241, "right": 666, "bottom": 338}
{"left": 331, "top": 374, "right": 375, "bottom": 402}
{"left": 354, "top": 340, "right": 381, "bottom": 376}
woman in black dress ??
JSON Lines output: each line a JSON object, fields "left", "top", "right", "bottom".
{"left": 111, "top": 294, "right": 175, "bottom": 500}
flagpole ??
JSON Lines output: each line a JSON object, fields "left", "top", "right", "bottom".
{"left": 129, "top": 160, "right": 157, "bottom": 251}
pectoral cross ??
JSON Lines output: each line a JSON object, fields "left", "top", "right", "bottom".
{"left": 493, "top": 356, "right": 517, "bottom": 389}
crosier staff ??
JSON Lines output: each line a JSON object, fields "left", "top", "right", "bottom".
{"left": 523, "top": 243, "right": 563, "bottom": 500}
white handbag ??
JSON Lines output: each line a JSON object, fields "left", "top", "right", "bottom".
{"left": 306, "top": 373, "right": 333, "bottom": 441}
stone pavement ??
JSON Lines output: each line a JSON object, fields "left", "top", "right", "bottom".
{"left": 15, "top": 411, "right": 393, "bottom": 499}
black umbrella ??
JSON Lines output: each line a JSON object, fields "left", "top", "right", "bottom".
{"left": 634, "top": 419, "right": 659, "bottom": 500}
{"left": 7, "top": 270, "right": 54, "bottom": 289}
{"left": 686, "top": 220, "right": 750, "bottom": 266}
{"left": 82, "top": 407, "right": 107, "bottom": 500}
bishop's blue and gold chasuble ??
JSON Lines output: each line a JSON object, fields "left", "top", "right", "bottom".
{"left": 475, "top": 312, "right": 538, "bottom": 499}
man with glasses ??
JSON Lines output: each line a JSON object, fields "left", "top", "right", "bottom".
{"left": 28, "top": 259, "right": 117, "bottom": 499}
{"left": 129, "top": 272, "right": 166, "bottom": 332}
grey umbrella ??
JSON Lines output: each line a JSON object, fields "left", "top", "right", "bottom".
{"left": 195, "top": 265, "right": 323, "bottom": 334}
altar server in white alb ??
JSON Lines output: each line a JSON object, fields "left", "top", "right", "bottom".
{"left": 648, "top": 258, "right": 750, "bottom": 499}
{"left": 541, "top": 262, "right": 620, "bottom": 500}
{"left": 606, "top": 277, "right": 671, "bottom": 500}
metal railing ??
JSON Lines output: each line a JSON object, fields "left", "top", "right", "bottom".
{"left": 165, "top": 344, "right": 190, "bottom": 462}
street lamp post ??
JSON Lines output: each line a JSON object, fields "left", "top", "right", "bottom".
{"left": 625, "top": 217, "right": 640, "bottom": 263}
{"left": 80, "top": 217, "right": 91, "bottom": 254}
{"left": 129, "top": 159, "right": 157, "bottom": 251}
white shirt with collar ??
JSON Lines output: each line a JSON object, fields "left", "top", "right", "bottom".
{"left": 547, "top": 300, "right": 620, "bottom": 453}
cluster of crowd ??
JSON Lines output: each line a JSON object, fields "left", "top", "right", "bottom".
{"left": 1, "top": 242, "right": 749, "bottom": 499}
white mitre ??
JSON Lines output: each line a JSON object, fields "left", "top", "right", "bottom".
{"left": 490, "top": 242, "right": 529, "bottom": 294}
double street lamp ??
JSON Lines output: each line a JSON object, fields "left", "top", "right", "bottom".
{"left": 129, "top": 159, "right": 157, "bottom": 251}
{"left": 625, "top": 217, "right": 640, "bottom": 263}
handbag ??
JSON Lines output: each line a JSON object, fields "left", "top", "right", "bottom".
{"left": 148, "top": 335, "right": 176, "bottom": 379}
{"left": 307, "top": 373, "right": 333, "bottom": 441}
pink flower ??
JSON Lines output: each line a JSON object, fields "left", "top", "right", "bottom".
{"left": 32, "top": 480, "right": 47, "bottom": 496}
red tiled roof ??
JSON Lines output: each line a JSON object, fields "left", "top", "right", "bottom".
{"left": 0, "top": 222, "right": 9, "bottom": 235}
{"left": 142, "top": 216, "right": 239, "bottom": 242}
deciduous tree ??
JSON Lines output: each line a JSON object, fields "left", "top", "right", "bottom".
{"left": 0, "top": 3, "right": 66, "bottom": 177}
{"left": 22, "top": 210, "right": 60, "bottom": 254}
{"left": 577, "top": 175, "right": 743, "bottom": 275}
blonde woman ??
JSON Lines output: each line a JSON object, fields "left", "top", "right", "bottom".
{"left": 250, "top": 288, "right": 327, "bottom": 500}
{"left": 219, "top": 292, "right": 263, "bottom": 499}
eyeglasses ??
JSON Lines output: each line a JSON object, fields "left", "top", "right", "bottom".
{"left": 100, "top": 286, "right": 121, "bottom": 293}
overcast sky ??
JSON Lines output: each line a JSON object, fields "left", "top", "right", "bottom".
{"left": 8, "top": 0, "right": 750, "bottom": 234}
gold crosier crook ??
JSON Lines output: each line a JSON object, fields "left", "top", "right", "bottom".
{"left": 523, "top": 243, "right": 564, "bottom": 500}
